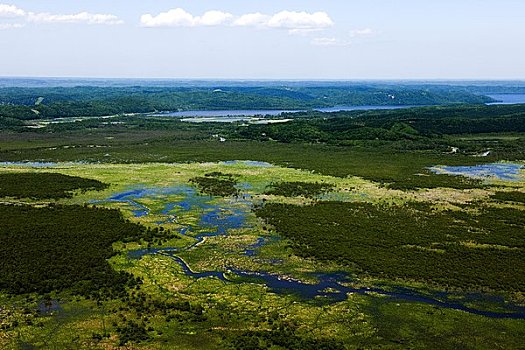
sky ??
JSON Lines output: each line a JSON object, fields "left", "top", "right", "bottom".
{"left": 0, "top": 0, "right": 524, "bottom": 79}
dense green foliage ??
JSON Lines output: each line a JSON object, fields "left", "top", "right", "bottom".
{"left": 230, "top": 326, "right": 344, "bottom": 350}
{"left": 491, "top": 191, "right": 525, "bottom": 204}
{"left": 384, "top": 172, "right": 484, "bottom": 190}
{"left": 115, "top": 320, "right": 151, "bottom": 346}
{"left": 99, "top": 290, "right": 207, "bottom": 347}
{"left": 265, "top": 181, "right": 334, "bottom": 198}
{"left": 0, "top": 172, "right": 108, "bottom": 199}
{"left": 0, "top": 204, "right": 145, "bottom": 297}
{"left": 190, "top": 172, "right": 239, "bottom": 196}
{"left": 0, "top": 85, "right": 492, "bottom": 120}
{"left": 255, "top": 202, "right": 525, "bottom": 291}
{"left": 236, "top": 105, "right": 525, "bottom": 144}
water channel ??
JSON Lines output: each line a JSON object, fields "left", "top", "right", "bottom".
{"left": 101, "top": 182, "right": 525, "bottom": 319}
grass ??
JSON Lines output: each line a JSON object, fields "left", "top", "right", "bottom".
{"left": 0, "top": 129, "right": 514, "bottom": 190}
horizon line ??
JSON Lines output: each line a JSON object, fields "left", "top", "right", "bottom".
{"left": 1, "top": 76, "right": 525, "bottom": 83}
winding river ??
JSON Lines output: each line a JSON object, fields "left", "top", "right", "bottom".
{"left": 100, "top": 183, "right": 525, "bottom": 319}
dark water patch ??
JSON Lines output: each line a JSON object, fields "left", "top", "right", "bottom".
{"left": 236, "top": 182, "right": 253, "bottom": 191}
{"left": 486, "top": 94, "right": 525, "bottom": 105}
{"left": 96, "top": 185, "right": 216, "bottom": 219}
{"left": 160, "top": 202, "right": 179, "bottom": 215}
{"left": 37, "top": 298, "right": 62, "bottom": 315}
{"left": 200, "top": 207, "right": 247, "bottom": 234}
{"left": 430, "top": 163, "right": 524, "bottom": 181}
{"left": 121, "top": 184, "right": 253, "bottom": 259}
{"left": 151, "top": 109, "right": 301, "bottom": 118}
{"left": 227, "top": 269, "right": 525, "bottom": 318}
{"left": 127, "top": 247, "right": 178, "bottom": 259}
{"left": 244, "top": 236, "right": 280, "bottom": 257}
{"left": 221, "top": 160, "right": 274, "bottom": 167}
{"left": 164, "top": 255, "right": 228, "bottom": 281}
{"left": 149, "top": 105, "right": 423, "bottom": 119}
{"left": 245, "top": 238, "right": 266, "bottom": 257}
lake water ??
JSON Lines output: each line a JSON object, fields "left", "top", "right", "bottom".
{"left": 486, "top": 94, "right": 525, "bottom": 105}
{"left": 149, "top": 104, "right": 421, "bottom": 121}
{"left": 151, "top": 109, "right": 301, "bottom": 118}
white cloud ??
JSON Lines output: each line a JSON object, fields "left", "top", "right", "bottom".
{"left": 141, "top": 9, "right": 193, "bottom": 27}
{"left": 141, "top": 8, "right": 233, "bottom": 27}
{"left": 0, "top": 3, "right": 25, "bottom": 17}
{"left": 27, "top": 11, "right": 123, "bottom": 25}
{"left": 0, "top": 22, "right": 24, "bottom": 29}
{"left": 0, "top": 3, "right": 122, "bottom": 25}
{"left": 312, "top": 28, "right": 375, "bottom": 47}
{"left": 267, "top": 11, "right": 333, "bottom": 31}
{"left": 196, "top": 10, "right": 233, "bottom": 26}
{"left": 350, "top": 28, "right": 374, "bottom": 37}
{"left": 288, "top": 28, "right": 324, "bottom": 36}
{"left": 233, "top": 13, "right": 270, "bottom": 27}
{"left": 141, "top": 9, "right": 334, "bottom": 33}
{"left": 311, "top": 37, "right": 350, "bottom": 47}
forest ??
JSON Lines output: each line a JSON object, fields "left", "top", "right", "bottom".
{"left": 0, "top": 173, "right": 108, "bottom": 199}
{"left": 264, "top": 181, "right": 334, "bottom": 198}
{"left": 255, "top": 201, "right": 525, "bottom": 291}
{"left": 235, "top": 104, "right": 525, "bottom": 144}
{"left": 0, "top": 204, "right": 145, "bottom": 297}
{"left": 491, "top": 190, "right": 525, "bottom": 203}
{"left": 190, "top": 172, "right": 239, "bottom": 196}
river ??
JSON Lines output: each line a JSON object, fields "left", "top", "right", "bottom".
{"left": 98, "top": 183, "right": 525, "bottom": 319}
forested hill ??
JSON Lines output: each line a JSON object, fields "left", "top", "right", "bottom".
{"left": 237, "top": 104, "right": 525, "bottom": 143}
{"left": 0, "top": 85, "right": 492, "bottom": 120}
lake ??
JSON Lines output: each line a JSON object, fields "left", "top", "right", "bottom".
{"left": 486, "top": 94, "right": 525, "bottom": 105}
{"left": 149, "top": 104, "right": 421, "bottom": 120}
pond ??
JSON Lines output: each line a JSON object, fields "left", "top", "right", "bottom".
{"left": 430, "top": 162, "right": 524, "bottom": 181}
{"left": 221, "top": 160, "right": 274, "bottom": 167}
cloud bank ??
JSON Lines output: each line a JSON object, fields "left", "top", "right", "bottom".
{"left": 141, "top": 8, "right": 334, "bottom": 33}
{"left": 0, "top": 3, "right": 123, "bottom": 28}
{"left": 0, "top": 3, "right": 25, "bottom": 17}
{"left": 140, "top": 8, "right": 233, "bottom": 27}
{"left": 27, "top": 12, "right": 123, "bottom": 25}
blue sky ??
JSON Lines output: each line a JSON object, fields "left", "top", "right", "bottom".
{"left": 1, "top": 0, "right": 524, "bottom": 79}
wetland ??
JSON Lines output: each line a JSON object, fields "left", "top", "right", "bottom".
{"left": 0, "top": 98, "right": 524, "bottom": 349}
